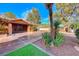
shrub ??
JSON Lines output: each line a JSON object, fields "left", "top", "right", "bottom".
{"left": 75, "top": 29, "right": 79, "bottom": 39}
{"left": 53, "top": 33, "right": 64, "bottom": 47}
{"left": 42, "top": 32, "right": 64, "bottom": 47}
{"left": 70, "top": 23, "right": 79, "bottom": 30}
{"left": 42, "top": 32, "right": 52, "bottom": 47}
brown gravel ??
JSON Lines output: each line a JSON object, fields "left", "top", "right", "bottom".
{"left": 33, "top": 33, "right": 79, "bottom": 56}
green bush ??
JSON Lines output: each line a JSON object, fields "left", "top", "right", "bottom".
{"left": 42, "top": 32, "right": 52, "bottom": 47}
{"left": 42, "top": 32, "right": 64, "bottom": 47}
{"left": 75, "top": 29, "right": 79, "bottom": 39}
{"left": 70, "top": 23, "right": 79, "bottom": 30}
{"left": 53, "top": 33, "right": 64, "bottom": 47}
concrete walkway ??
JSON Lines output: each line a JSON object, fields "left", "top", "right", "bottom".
{"left": 0, "top": 31, "right": 43, "bottom": 55}
{"left": 0, "top": 31, "right": 42, "bottom": 43}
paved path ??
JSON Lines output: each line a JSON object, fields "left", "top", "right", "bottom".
{"left": 2, "top": 32, "right": 78, "bottom": 56}
{"left": 0, "top": 32, "right": 41, "bottom": 43}
{"left": 0, "top": 31, "right": 43, "bottom": 56}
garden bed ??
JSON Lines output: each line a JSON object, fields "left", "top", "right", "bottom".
{"left": 33, "top": 33, "right": 79, "bottom": 56}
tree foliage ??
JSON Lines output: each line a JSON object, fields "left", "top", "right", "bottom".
{"left": 4, "top": 12, "right": 16, "bottom": 19}
{"left": 27, "top": 8, "right": 41, "bottom": 24}
{"left": 56, "top": 3, "right": 79, "bottom": 21}
{"left": 55, "top": 3, "right": 79, "bottom": 27}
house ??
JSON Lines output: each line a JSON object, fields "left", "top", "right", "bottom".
{"left": 0, "top": 16, "right": 33, "bottom": 35}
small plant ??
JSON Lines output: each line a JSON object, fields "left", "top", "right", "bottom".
{"left": 53, "top": 33, "right": 64, "bottom": 47}
{"left": 75, "top": 28, "right": 79, "bottom": 39}
{"left": 42, "top": 32, "right": 52, "bottom": 47}
{"left": 54, "top": 19, "right": 61, "bottom": 38}
{"left": 42, "top": 32, "right": 64, "bottom": 47}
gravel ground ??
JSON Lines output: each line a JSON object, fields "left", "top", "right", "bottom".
{"left": 33, "top": 33, "right": 79, "bottom": 56}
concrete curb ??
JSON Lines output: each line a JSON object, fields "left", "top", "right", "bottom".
{"left": 32, "top": 43, "right": 54, "bottom": 56}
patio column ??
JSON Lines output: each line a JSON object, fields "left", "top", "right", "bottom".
{"left": 27, "top": 25, "right": 31, "bottom": 32}
{"left": 8, "top": 23, "right": 12, "bottom": 35}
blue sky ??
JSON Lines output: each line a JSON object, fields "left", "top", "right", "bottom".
{"left": 0, "top": 3, "right": 57, "bottom": 24}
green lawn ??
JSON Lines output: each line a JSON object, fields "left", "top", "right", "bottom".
{"left": 6, "top": 44, "right": 48, "bottom": 56}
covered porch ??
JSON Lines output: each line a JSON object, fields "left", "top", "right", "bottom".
{"left": 8, "top": 19, "right": 32, "bottom": 35}
{"left": 0, "top": 18, "right": 32, "bottom": 35}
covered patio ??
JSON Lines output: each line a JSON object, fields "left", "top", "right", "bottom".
{"left": 0, "top": 17, "right": 33, "bottom": 35}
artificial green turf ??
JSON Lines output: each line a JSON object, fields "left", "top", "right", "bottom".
{"left": 6, "top": 44, "right": 48, "bottom": 56}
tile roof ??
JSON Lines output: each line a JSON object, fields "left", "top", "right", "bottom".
{"left": 0, "top": 16, "right": 32, "bottom": 25}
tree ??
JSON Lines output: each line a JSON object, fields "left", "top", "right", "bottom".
{"left": 27, "top": 8, "right": 41, "bottom": 24}
{"left": 27, "top": 8, "right": 41, "bottom": 31}
{"left": 32, "top": 8, "right": 41, "bottom": 24}
{"left": 45, "top": 3, "right": 54, "bottom": 39}
{"left": 54, "top": 19, "right": 61, "bottom": 38}
{"left": 56, "top": 3, "right": 79, "bottom": 22}
{"left": 4, "top": 12, "right": 16, "bottom": 19}
{"left": 52, "top": 13, "right": 65, "bottom": 38}
{"left": 27, "top": 12, "right": 33, "bottom": 23}
{"left": 55, "top": 12, "right": 68, "bottom": 25}
{"left": 56, "top": 3, "right": 77, "bottom": 32}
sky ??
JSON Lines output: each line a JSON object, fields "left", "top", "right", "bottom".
{"left": 0, "top": 3, "right": 57, "bottom": 24}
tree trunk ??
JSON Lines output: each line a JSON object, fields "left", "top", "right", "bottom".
{"left": 54, "top": 28, "right": 59, "bottom": 39}
{"left": 49, "top": 7, "right": 54, "bottom": 40}
{"left": 54, "top": 28, "right": 57, "bottom": 39}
